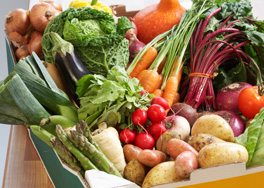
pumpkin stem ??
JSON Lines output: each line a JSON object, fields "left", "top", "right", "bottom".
{"left": 158, "top": 0, "right": 183, "bottom": 10}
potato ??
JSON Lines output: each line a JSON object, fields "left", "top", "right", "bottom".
{"left": 198, "top": 142, "right": 248, "bottom": 168}
{"left": 187, "top": 133, "right": 225, "bottom": 152}
{"left": 191, "top": 114, "right": 235, "bottom": 142}
{"left": 124, "top": 160, "right": 146, "bottom": 186}
{"left": 142, "top": 161, "right": 182, "bottom": 188}
{"left": 138, "top": 149, "right": 166, "bottom": 167}
{"left": 175, "top": 151, "right": 199, "bottom": 179}
{"left": 156, "top": 130, "right": 181, "bottom": 154}
{"left": 123, "top": 144, "right": 142, "bottom": 163}
{"left": 167, "top": 138, "right": 198, "bottom": 159}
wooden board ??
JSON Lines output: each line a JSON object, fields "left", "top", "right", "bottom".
{"left": 2, "top": 125, "right": 54, "bottom": 188}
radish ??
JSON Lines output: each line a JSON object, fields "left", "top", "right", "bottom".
{"left": 132, "top": 109, "right": 148, "bottom": 126}
{"left": 120, "top": 129, "right": 136, "bottom": 144}
{"left": 163, "top": 115, "right": 190, "bottom": 141}
{"left": 149, "top": 122, "right": 167, "bottom": 141}
{"left": 134, "top": 132, "right": 155, "bottom": 150}
{"left": 147, "top": 104, "right": 166, "bottom": 123}
{"left": 151, "top": 97, "right": 170, "bottom": 110}
{"left": 216, "top": 82, "right": 252, "bottom": 113}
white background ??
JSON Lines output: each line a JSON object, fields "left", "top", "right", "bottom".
{"left": 0, "top": 0, "right": 263, "bottom": 186}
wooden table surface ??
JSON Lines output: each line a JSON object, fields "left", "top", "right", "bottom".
{"left": 2, "top": 125, "right": 54, "bottom": 188}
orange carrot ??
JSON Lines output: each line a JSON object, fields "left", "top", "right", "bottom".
{"left": 173, "top": 92, "right": 180, "bottom": 104}
{"left": 129, "top": 47, "right": 158, "bottom": 78}
{"left": 162, "top": 76, "right": 179, "bottom": 108}
{"left": 154, "top": 74, "right": 164, "bottom": 90}
{"left": 139, "top": 70, "right": 160, "bottom": 93}
{"left": 136, "top": 69, "right": 148, "bottom": 82}
{"left": 153, "top": 89, "right": 163, "bottom": 97}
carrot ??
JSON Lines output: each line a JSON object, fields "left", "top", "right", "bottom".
{"left": 139, "top": 70, "right": 160, "bottom": 93}
{"left": 154, "top": 74, "right": 164, "bottom": 90}
{"left": 173, "top": 92, "right": 180, "bottom": 104}
{"left": 129, "top": 47, "right": 158, "bottom": 78}
{"left": 162, "top": 76, "right": 180, "bottom": 108}
{"left": 153, "top": 89, "right": 163, "bottom": 97}
{"left": 136, "top": 69, "right": 148, "bottom": 82}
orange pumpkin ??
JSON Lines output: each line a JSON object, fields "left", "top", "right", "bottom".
{"left": 133, "top": 0, "right": 186, "bottom": 44}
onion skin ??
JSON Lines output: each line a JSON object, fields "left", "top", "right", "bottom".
{"left": 216, "top": 82, "right": 252, "bottom": 113}
{"left": 129, "top": 37, "right": 145, "bottom": 61}
{"left": 15, "top": 45, "right": 30, "bottom": 60}
{"left": 41, "top": 0, "right": 63, "bottom": 11}
{"left": 29, "top": 2, "right": 60, "bottom": 32}
{"left": 28, "top": 31, "right": 43, "bottom": 58}
{"left": 5, "top": 9, "right": 30, "bottom": 36}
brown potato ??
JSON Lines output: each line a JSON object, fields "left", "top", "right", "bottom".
{"left": 198, "top": 142, "right": 248, "bottom": 168}
{"left": 138, "top": 149, "right": 166, "bottom": 167}
{"left": 156, "top": 130, "right": 181, "bottom": 154}
{"left": 187, "top": 133, "right": 225, "bottom": 152}
{"left": 124, "top": 160, "right": 146, "bottom": 186}
{"left": 191, "top": 114, "right": 235, "bottom": 142}
{"left": 123, "top": 144, "right": 142, "bottom": 163}
{"left": 142, "top": 161, "right": 182, "bottom": 188}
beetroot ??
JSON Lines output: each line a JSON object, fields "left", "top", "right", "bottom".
{"left": 168, "top": 103, "right": 199, "bottom": 127}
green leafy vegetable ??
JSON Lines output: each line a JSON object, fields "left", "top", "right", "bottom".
{"left": 76, "top": 66, "right": 152, "bottom": 130}
{"left": 235, "top": 107, "right": 264, "bottom": 168}
{"left": 42, "top": 7, "right": 133, "bottom": 76}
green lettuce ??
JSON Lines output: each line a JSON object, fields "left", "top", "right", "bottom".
{"left": 42, "top": 7, "right": 133, "bottom": 76}
{"left": 235, "top": 107, "right": 264, "bottom": 168}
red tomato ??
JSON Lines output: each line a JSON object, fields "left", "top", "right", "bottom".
{"left": 151, "top": 97, "right": 170, "bottom": 110}
{"left": 238, "top": 86, "right": 264, "bottom": 119}
{"left": 147, "top": 104, "right": 166, "bottom": 122}
{"left": 120, "top": 129, "right": 136, "bottom": 144}
{"left": 132, "top": 109, "right": 148, "bottom": 125}
{"left": 134, "top": 132, "right": 155, "bottom": 150}
{"left": 149, "top": 122, "right": 167, "bottom": 141}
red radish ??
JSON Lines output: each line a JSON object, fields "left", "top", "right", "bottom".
{"left": 134, "top": 132, "right": 155, "bottom": 150}
{"left": 132, "top": 109, "right": 148, "bottom": 126}
{"left": 151, "top": 97, "right": 170, "bottom": 110}
{"left": 120, "top": 129, "right": 136, "bottom": 144}
{"left": 147, "top": 104, "right": 166, "bottom": 122}
{"left": 216, "top": 82, "right": 252, "bottom": 113}
{"left": 149, "top": 122, "right": 167, "bottom": 141}
{"left": 140, "top": 90, "right": 147, "bottom": 96}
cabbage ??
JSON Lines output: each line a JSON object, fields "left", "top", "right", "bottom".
{"left": 42, "top": 7, "right": 133, "bottom": 76}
